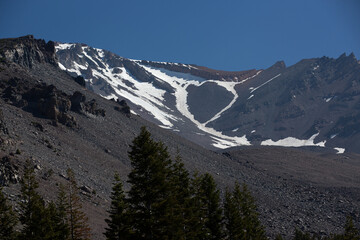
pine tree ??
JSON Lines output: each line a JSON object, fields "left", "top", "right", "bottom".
{"left": 0, "top": 187, "right": 17, "bottom": 240}
{"left": 18, "top": 160, "right": 48, "bottom": 240}
{"left": 200, "top": 173, "right": 223, "bottom": 240}
{"left": 66, "top": 168, "right": 91, "bottom": 240}
{"left": 127, "top": 126, "right": 173, "bottom": 240}
{"left": 104, "top": 173, "right": 131, "bottom": 240}
{"left": 53, "top": 184, "right": 70, "bottom": 240}
{"left": 343, "top": 216, "right": 360, "bottom": 240}
{"left": 44, "top": 201, "right": 62, "bottom": 240}
{"left": 166, "top": 153, "right": 192, "bottom": 240}
{"left": 224, "top": 182, "right": 266, "bottom": 240}
{"left": 293, "top": 229, "right": 314, "bottom": 240}
{"left": 188, "top": 172, "right": 208, "bottom": 240}
{"left": 189, "top": 172, "right": 223, "bottom": 240}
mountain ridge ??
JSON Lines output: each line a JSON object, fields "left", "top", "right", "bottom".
{"left": 55, "top": 40, "right": 360, "bottom": 153}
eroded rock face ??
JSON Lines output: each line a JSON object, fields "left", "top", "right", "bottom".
{"left": 22, "top": 84, "right": 76, "bottom": 127}
{"left": 0, "top": 156, "right": 20, "bottom": 186}
{"left": 70, "top": 91, "right": 106, "bottom": 117}
{"left": 0, "top": 77, "right": 106, "bottom": 128}
{"left": 114, "top": 99, "right": 131, "bottom": 116}
{"left": 0, "top": 35, "right": 57, "bottom": 68}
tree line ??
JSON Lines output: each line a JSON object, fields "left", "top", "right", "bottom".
{"left": 1, "top": 126, "right": 359, "bottom": 239}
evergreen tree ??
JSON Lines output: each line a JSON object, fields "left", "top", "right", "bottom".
{"left": 343, "top": 216, "right": 360, "bottom": 240}
{"left": 104, "top": 173, "right": 131, "bottom": 240}
{"left": 127, "top": 126, "right": 173, "bottom": 240}
{"left": 166, "top": 152, "right": 192, "bottom": 240}
{"left": 224, "top": 182, "right": 266, "bottom": 240}
{"left": 53, "top": 184, "right": 70, "bottom": 240}
{"left": 0, "top": 187, "right": 17, "bottom": 240}
{"left": 18, "top": 160, "right": 48, "bottom": 240}
{"left": 293, "top": 229, "right": 315, "bottom": 240}
{"left": 190, "top": 173, "right": 223, "bottom": 240}
{"left": 200, "top": 173, "right": 223, "bottom": 240}
{"left": 188, "top": 172, "right": 208, "bottom": 240}
{"left": 66, "top": 168, "right": 91, "bottom": 240}
{"left": 44, "top": 201, "right": 62, "bottom": 240}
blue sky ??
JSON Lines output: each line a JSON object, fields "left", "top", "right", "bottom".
{"left": 0, "top": 0, "right": 359, "bottom": 70}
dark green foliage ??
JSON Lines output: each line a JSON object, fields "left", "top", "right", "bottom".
{"left": 53, "top": 184, "right": 70, "bottom": 240}
{"left": 18, "top": 160, "right": 48, "bottom": 240}
{"left": 0, "top": 187, "right": 17, "bottom": 240}
{"left": 167, "top": 153, "right": 193, "bottom": 240}
{"left": 189, "top": 172, "right": 223, "bottom": 240}
{"left": 44, "top": 201, "right": 64, "bottom": 240}
{"left": 331, "top": 216, "right": 360, "bottom": 240}
{"left": 66, "top": 168, "right": 91, "bottom": 240}
{"left": 104, "top": 173, "right": 131, "bottom": 240}
{"left": 199, "top": 173, "right": 223, "bottom": 240}
{"left": 293, "top": 229, "right": 316, "bottom": 240}
{"left": 343, "top": 216, "right": 360, "bottom": 240}
{"left": 224, "top": 182, "right": 266, "bottom": 240}
{"left": 127, "top": 126, "right": 174, "bottom": 239}
{"left": 275, "top": 233, "right": 284, "bottom": 240}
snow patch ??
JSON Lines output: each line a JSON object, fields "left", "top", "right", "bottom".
{"left": 325, "top": 97, "right": 332, "bottom": 103}
{"left": 261, "top": 133, "right": 326, "bottom": 147}
{"left": 232, "top": 128, "right": 239, "bottom": 132}
{"left": 334, "top": 147, "right": 345, "bottom": 154}
{"left": 55, "top": 43, "right": 75, "bottom": 50}
{"left": 58, "top": 62, "right": 66, "bottom": 71}
{"left": 313, "top": 65, "right": 319, "bottom": 70}
{"left": 248, "top": 94, "right": 254, "bottom": 100}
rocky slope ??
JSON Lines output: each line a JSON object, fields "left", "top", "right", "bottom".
{"left": 0, "top": 35, "right": 359, "bottom": 239}
{"left": 56, "top": 42, "right": 360, "bottom": 154}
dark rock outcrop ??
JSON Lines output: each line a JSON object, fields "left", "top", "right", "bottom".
{"left": 0, "top": 35, "right": 57, "bottom": 68}
{"left": 70, "top": 91, "right": 105, "bottom": 117}
{"left": 0, "top": 156, "right": 20, "bottom": 186}
{"left": 72, "top": 75, "right": 86, "bottom": 87}
{"left": 114, "top": 99, "right": 131, "bottom": 116}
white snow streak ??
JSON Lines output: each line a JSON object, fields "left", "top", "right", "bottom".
{"left": 325, "top": 97, "right": 332, "bottom": 103}
{"left": 250, "top": 74, "right": 281, "bottom": 93}
{"left": 261, "top": 133, "right": 326, "bottom": 148}
{"left": 204, "top": 71, "right": 262, "bottom": 125}
{"left": 140, "top": 65, "right": 251, "bottom": 148}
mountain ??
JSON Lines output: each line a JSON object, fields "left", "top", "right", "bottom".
{"left": 1, "top": 35, "right": 360, "bottom": 239}
{"left": 55, "top": 42, "right": 360, "bottom": 154}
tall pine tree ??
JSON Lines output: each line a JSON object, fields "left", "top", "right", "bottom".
{"left": 66, "top": 168, "right": 91, "bottom": 240}
{"left": 104, "top": 173, "right": 131, "bottom": 240}
{"left": 52, "top": 183, "right": 70, "bottom": 240}
{"left": 18, "top": 160, "right": 48, "bottom": 240}
{"left": 0, "top": 187, "right": 17, "bottom": 240}
{"left": 127, "top": 126, "right": 174, "bottom": 240}
{"left": 224, "top": 182, "right": 266, "bottom": 240}
{"left": 166, "top": 153, "right": 193, "bottom": 240}
{"left": 200, "top": 173, "right": 223, "bottom": 240}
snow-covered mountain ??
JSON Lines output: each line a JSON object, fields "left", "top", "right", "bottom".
{"left": 55, "top": 43, "right": 360, "bottom": 153}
